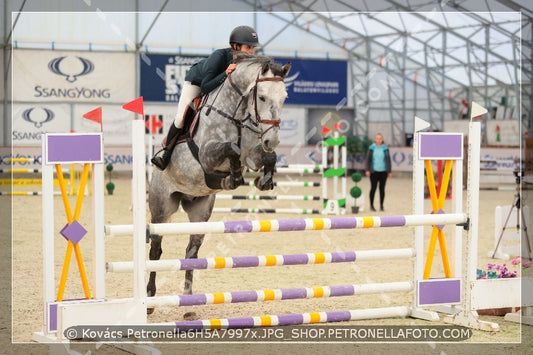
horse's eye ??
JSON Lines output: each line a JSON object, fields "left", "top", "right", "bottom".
{"left": 259, "top": 96, "right": 266, "bottom": 102}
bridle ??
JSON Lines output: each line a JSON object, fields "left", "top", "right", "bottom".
{"left": 203, "top": 69, "right": 284, "bottom": 143}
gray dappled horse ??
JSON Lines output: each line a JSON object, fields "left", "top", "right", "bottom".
{"left": 147, "top": 53, "right": 291, "bottom": 315}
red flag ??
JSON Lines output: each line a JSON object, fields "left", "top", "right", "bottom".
{"left": 122, "top": 97, "right": 144, "bottom": 116}
{"left": 83, "top": 107, "right": 103, "bottom": 132}
{"left": 322, "top": 126, "right": 331, "bottom": 134}
{"left": 334, "top": 122, "right": 342, "bottom": 130}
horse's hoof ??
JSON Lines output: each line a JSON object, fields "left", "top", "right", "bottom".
{"left": 147, "top": 307, "right": 155, "bottom": 315}
{"left": 183, "top": 312, "right": 198, "bottom": 321}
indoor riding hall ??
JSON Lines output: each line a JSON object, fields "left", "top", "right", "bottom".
{"left": 1, "top": 1, "right": 532, "bottom": 354}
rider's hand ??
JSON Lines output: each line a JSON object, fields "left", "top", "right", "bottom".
{"left": 225, "top": 63, "right": 237, "bottom": 75}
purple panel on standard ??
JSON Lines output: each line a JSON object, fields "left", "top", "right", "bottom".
{"left": 232, "top": 256, "right": 260, "bottom": 268}
{"left": 379, "top": 215, "right": 406, "bottom": 227}
{"left": 59, "top": 220, "right": 87, "bottom": 245}
{"left": 45, "top": 134, "right": 103, "bottom": 164}
{"left": 278, "top": 219, "right": 307, "bottom": 231}
{"left": 419, "top": 133, "right": 462, "bottom": 159}
{"left": 418, "top": 279, "right": 461, "bottom": 306}
{"left": 330, "top": 217, "right": 357, "bottom": 229}
{"left": 224, "top": 221, "right": 253, "bottom": 233}
{"left": 49, "top": 303, "right": 57, "bottom": 331}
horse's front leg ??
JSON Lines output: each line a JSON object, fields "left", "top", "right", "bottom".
{"left": 146, "top": 233, "right": 162, "bottom": 314}
{"left": 254, "top": 150, "right": 276, "bottom": 191}
{"left": 201, "top": 141, "right": 244, "bottom": 190}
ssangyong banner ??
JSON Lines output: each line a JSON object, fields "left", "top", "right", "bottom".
{"left": 140, "top": 53, "right": 347, "bottom": 107}
{"left": 13, "top": 49, "right": 135, "bottom": 103}
{"left": 12, "top": 104, "right": 71, "bottom": 145}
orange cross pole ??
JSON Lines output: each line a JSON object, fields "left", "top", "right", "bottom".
{"left": 423, "top": 160, "right": 453, "bottom": 279}
{"left": 55, "top": 163, "right": 92, "bottom": 302}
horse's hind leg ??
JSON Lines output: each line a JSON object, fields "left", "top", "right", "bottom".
{"left": 146, "top": 189, "right": 181, "bottom": 314}
{"left": 181, "top": 195, "right": 216, "bottom": 296}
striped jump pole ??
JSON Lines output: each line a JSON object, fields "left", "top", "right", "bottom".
{"left": 216, "top": 194, "right": 321, "bottom": 201}
{"left": 106, "top": 248, "right": 415, "bottom": 273}
{"left": 104, "top": 213, "right": 467, "bottom": 237}
{"left": 0, "top": 191, "right": 62, "bottom": 196}
{"left": 211, "top": 207, "right": 321, "bottom": 214}
{"left": 244, "top": 181, "right": 321, "bottom": 187}
{"left": 0, "top": 157, "right": 41, "bottom": 164}
{"left": 273, "top": 166, "right": 322, "bottom": 174}
{"left": 160, "top": 306, "right": 411, "bottom": 331}
{"left": 146, "top": 281, "right": 412, "bottom": 308}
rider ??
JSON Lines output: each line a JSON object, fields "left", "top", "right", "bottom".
{"left": 151, "top": 25, "right": 262, "bottom": 170}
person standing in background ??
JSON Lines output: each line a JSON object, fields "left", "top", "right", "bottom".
{"left": 365, "top": 133, "right": 392, "bottom": 211}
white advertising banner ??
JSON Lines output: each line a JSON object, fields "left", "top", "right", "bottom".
{"left": 13, "top": 49, "right": 135, "bottom": 103}
{"left": 73, "top": 104, "right": 135, "bottom": 145}
{"left": 279, "top": 107, "right": 306, "bottom": 146}
{"left": 12, "top": 103, "right": 71, "bottom": 146}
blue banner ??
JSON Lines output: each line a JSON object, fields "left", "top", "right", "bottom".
{"left": 140, "top": 54, "right": 347, "bottom": 106}
{"left": 275, "top": 57, "right": 347, "bottom": 106}
{"left": 140, "top": 54, "right": 206, "bottom": 102}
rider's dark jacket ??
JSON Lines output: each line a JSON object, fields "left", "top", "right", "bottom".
{"left": 185, "top": 48, "right": 234, "bottom": 94}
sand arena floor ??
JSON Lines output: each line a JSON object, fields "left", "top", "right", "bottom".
{"left": 6, "top": 171, "right": 533, "bottom": 353}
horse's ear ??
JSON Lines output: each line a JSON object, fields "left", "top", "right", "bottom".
{"left": 282, "top": 62, "right": 291, "bottom": 78}
{"left": 261, "top": 62, "right": 270, "bottom": 74}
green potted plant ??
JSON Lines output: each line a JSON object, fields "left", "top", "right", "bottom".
{"left": 105, "top": 163, "right": 115, "bottom": 195}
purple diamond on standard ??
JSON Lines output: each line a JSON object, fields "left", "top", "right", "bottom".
{"left": 59, "top": 220, "right": 87, "bottom": 245}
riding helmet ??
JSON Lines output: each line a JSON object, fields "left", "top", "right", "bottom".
{"left": 229, "top": 25, "right": 262, "bottom": 48}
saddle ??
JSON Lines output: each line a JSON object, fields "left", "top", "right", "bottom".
{"left": 161, "top": 96, "right": 203, "bottom": 147}
{"left": 178, "top": 97, "right": 203, "bottom": 144}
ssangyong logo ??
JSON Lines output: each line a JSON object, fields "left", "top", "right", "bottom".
{"left": 35, "top": 56, "right": 110, "bottom": 99}
{"left": 48, "top": 56, "right": 94, "bottom": 82}
{"left": 22, "top": 107, "right": 55, "bottom": 128}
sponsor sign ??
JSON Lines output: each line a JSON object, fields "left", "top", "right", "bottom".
{"left": 12, "top": 104, "right": 70, "bottom": 146}
{"left": 140, "top": 54, "right": 347, "bottom": 107}
{"left": 140, "top": 54, "right": 205, "bottom": 102}
{"left": 13, "top": 50, "right": 135, "bottom": 103}
{"left": 279, "top": 107, "right": 306, "bottom": 146}
{"left": 278, "top": 57, "right": 347, "bottom": 106}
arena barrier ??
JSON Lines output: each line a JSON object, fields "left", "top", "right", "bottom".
{"left": 0, "top": 157, "right": 84, "bottom": 196}
{"left": 34, "top": 102, "right": 529, "bottom": 345}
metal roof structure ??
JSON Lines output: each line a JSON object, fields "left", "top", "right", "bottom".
{"left": 244, "top": 0, "right": 532, "bottom": 144}
{"left": 3, "top": 0, "right": 531, "bottom": 145}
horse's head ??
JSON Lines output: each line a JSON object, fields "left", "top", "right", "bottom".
{"left": 230, "top": 54, "right": 291, "bottom": 153}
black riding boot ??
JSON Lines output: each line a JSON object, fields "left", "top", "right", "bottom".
{"left": 151, "top": 124, "right": 183, "bottom": 171}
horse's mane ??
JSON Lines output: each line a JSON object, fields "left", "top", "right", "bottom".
{"left": 234, "top": 52, "right": 286, "bottom": 77}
